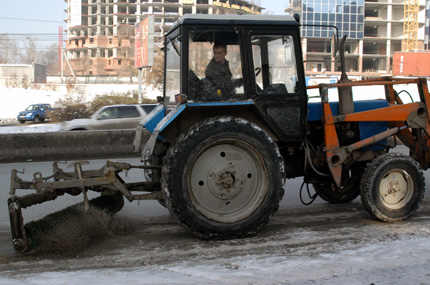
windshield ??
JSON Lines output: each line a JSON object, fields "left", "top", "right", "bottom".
{"left": 187, "top": 29, "right": 244, "bottom": 100}
{"left": 26, "top": 105, "right": 39, "bottom": 111}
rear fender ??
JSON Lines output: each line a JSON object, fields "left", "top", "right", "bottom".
{"left": 139, "top": 100, "right": 265, "bottom": 160}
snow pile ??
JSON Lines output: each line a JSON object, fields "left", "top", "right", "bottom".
{"left": 0, "top": 123, "right": 60, "bottom": 134}
{"left": 1, "top": 87, "right": 64, "bottom": 120}
{"left": 307, "top": 83, "right": 421, "bottom": 103}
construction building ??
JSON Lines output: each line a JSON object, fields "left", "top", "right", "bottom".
{"left": 287, "top": 0, "right": 428, "bottom": 77}
{"left": 64, "top": 0, "right": 263, "bottom": 77}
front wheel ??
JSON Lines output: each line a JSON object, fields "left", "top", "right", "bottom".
{"left": 162, "top": 117, "right": 285, "bottom": 239}
{"left": 33, "top": 116, "right": 41, "bottom": 124}
{"left": 360, "top": 153, "right": 425, "bottom": 222}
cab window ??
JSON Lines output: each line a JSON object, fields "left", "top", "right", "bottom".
{"left": 251, "top": 35, "right": 298, "bottom": 95}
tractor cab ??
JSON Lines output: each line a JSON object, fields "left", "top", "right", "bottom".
{"left": 155, "top": 14, "right": 308, "bottom": 142}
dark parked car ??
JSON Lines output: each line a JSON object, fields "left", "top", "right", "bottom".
{"left": 60, "top": 104, "right": 157, "bottom": 131}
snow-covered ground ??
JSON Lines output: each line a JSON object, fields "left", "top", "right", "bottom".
{"left": 0, "top": 81, "right": 421, "bottom": 133}
{"left": 1, "top": 80, "right": 424, "bottom": 123}
{"left": 0, "top": 84, "right": 161, "bottom": 122}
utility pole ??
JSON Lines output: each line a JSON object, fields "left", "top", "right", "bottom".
{"left": 59, "top": 26, "right": 63, "bottom": 76}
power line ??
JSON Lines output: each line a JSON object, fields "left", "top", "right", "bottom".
{"left": 0, "top": 17, "right": 63, "bottom": 23}
{"left": 0, "top": 47, "right": 58, "bottom": 51}
{"left": 0, "top": 33, "right": 62, "bottom": 36}
{"left": 2, "top": 38, "right": 61, "bottom": 42}
{"left": 0, "top": 33, "right": 64, "bottom": 44}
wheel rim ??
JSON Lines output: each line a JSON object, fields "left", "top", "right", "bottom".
{"left": 378, "top": 169, "right": 414, "bottom": 209}
{"left": 188, "top": 140, "right": 269, "bottom": 223}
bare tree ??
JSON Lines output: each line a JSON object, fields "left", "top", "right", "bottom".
{"left": 117, "top": 24, "right": 138, "bottom": 82}
{"left": 0, "top": 34, "right": 20, "bottom": 64}
{"left": 20, "top": 37, "right": 38, "bottom": 64}
{"left": 39, "top": 43, "right": 59, "bottom": 75}
{"left": 145, "top": 47, "right": 164, "bottom": 87}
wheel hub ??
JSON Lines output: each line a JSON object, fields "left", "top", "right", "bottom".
{"left": 380, "top": 170, "right": 412, "bottom": 207}
{"left": 217, "top": 172, "right": 235, "bottom": 189}
{"left": 388, "top": 181, "right": 401, "bottom": 195}
{"left": 188, "top": 142, "right": 268, "bottom": 223}
{"left": 208, "top": 162, "right": 246, "bottom": 200}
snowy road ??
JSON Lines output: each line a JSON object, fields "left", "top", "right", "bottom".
{"left": 0, "top": 196, "right": 429, "bottom": 284}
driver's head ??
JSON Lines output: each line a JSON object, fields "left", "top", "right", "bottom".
{"left": 213, "top": 43, "right": 227, "bottom": 64}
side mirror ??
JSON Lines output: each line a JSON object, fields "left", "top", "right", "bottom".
{"left": 283, "top": 37, "right": 294, "bottom": 67}
{"left": 284, "top": 44, "right": 293, "bottom": 67}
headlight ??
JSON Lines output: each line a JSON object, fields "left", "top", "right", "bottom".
{"left": 26, "top": 113, "right": 33, "bottom": 116}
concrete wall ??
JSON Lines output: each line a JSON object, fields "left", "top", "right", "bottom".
{"left": 0, "top": 129, "right": 150, "bottom": 163}
{"left": 0, "top": 64, "right": 32, "bottom": 87}
{"left": 0, "top": 63, "right": 47, "bottom": 87}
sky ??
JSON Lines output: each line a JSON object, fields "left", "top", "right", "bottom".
{"left": 259, "top": 0, "right": 289, "bottom": 15}
{"left": 0, "top": 0, "right": 66, "bottom": 53}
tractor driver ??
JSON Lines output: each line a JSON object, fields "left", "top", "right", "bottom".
{"left": 205, "top": 43, "right": 242, "bottom": 97}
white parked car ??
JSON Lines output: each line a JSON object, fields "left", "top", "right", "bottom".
{"left": 61, "top": 104, "right": 157, "bottom": 131}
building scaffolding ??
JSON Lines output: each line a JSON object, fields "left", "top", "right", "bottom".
{"left": 64, "top": 0, "right": 263, "bottom": 77}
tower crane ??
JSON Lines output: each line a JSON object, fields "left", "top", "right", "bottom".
{"left": 403, "top": 0, "right": 419, "bottom": 51}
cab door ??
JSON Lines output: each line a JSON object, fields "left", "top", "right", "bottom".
{"left": 245, "top": 30, "right": 307, "bottom": 142}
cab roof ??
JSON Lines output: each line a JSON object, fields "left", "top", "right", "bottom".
{"left": 169, "top": 14, "right": 299, "bottom": 33}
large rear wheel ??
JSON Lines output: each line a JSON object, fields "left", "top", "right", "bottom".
{"left": 360, "top": 153, "right": 425, "bottom": 222}
{"left": 162, "top": 117, "right": 285, "bottom": 239}
{"left": 143, "top": 141, "right": 168, "bottom": 207}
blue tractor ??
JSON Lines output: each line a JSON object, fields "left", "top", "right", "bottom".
{"left": 138, "top": 14, "right": 428, "bottom": 239}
